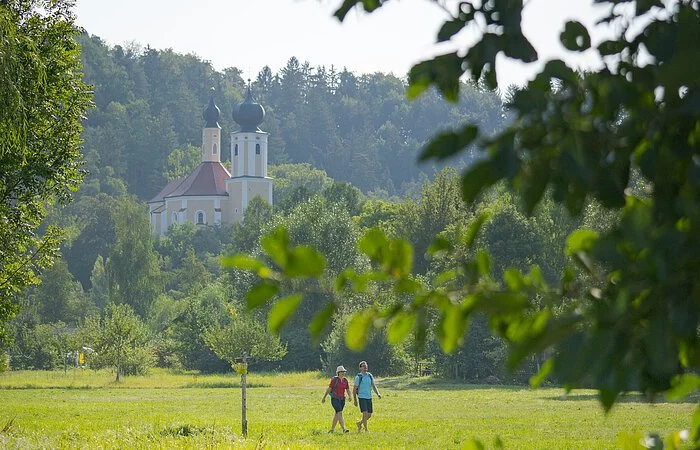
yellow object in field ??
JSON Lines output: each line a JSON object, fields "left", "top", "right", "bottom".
{"left": 79, "top": 352, "right": 85, "bottom": 365}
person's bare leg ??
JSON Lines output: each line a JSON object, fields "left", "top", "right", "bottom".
{"left": 362, "top": 411, "right": 372, "bottom": 431}
{"left": 330, "top": 413, "right": 339, "bottom": 431}
{"left": 339, "top": 412, "right": 347, "bottom": 431}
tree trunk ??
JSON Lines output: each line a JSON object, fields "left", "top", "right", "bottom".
{"left": 116, "top": 347, "right": 122, "bottom": 383}
{"left": 241, "top": 351, "right": 248, "bottom": 438}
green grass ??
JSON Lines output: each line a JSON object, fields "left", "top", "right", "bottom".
{"left": 0, "top": 369, "right": 693, "bottom": 449}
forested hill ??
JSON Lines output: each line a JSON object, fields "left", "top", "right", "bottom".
{"left": 78, "top": 33, "right": 505, "bottom": 200}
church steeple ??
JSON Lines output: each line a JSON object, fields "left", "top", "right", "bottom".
{"left": 203, "top": 87, "right": 221, "bottom": 128}
{"left": 201, "top": 88, "right": 221, "bottom": 162}
{"left": 232, "top": 80, "right": 265, "bottom": 132}
{"left": 227, "top": 80, "right": 273, "bottom": 222}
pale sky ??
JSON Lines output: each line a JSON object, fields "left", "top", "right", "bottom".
{"left": 73, "top": 0, "right": 610, "bottom": 89}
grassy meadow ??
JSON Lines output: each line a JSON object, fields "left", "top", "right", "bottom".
{"left": 0, "top": 369, "right": 693, "bottom": 449}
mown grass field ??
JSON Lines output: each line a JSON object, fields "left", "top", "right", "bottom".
{"left": 0, "top": 369, "right": 693, "bottom": 449}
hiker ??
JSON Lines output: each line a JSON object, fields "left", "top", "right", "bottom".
{"left": 353, "top": 360, "right": 381, "bottom": 432}
{"left": 321, "top": 365, "right": 352, "bottom": 433}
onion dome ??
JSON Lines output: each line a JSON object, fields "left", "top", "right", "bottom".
{"left": 232, "top": 84, "right": 265, "bottom": 132}
{"left": 202, "top": 88, "right": 220, "bottom": 128}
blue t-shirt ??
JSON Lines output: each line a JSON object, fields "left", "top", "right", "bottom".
{"left": 354, "top": 372, "right": 374, "bottom": 399}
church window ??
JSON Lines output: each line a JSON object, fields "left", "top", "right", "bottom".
{"left": 255, "top": 143, "right": 261, "bottom": 155}
{"left": 213, "top": 143, "right": 217, "bottom": 154}
{"left": 196, "top": 211, "right": 206, "bottom": 225}
{"left": 171, "top": 212, "right": 177, "bottom": 224}
{"left": 234, "top": 144, "right": 239, "bottom": 156}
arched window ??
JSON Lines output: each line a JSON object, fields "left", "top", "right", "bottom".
{"left": 234, "top": 144, "right": 239, "bottom": 156}
{"left": 255, "top": 143, "right": 261, "bottom": 155}
{"left": 196, "top": 211, "right": 205, "bottom": 225}
{"left": 213, "top": 143, "right": 217, "bottom": 154}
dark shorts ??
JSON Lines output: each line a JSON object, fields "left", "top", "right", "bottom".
{"left": 358, "top": 398, "right": 373, "bottom": 413}
{"left": 331, "top": 397, "right": 345, "bottom": 413}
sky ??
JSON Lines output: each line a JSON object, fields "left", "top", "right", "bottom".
{"left": 73, "top": 0, "right": 610, "bottom": 89}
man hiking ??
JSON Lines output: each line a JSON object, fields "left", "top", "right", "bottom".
{"left": 353, "top": 360, "right": 381, "bottom": 432}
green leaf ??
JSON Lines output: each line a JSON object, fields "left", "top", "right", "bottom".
{"left": 308, "top": 302, "right": 336, "bottom": 339}
{"left": 439, "top": 304, "right": 467, "bottom": 353}
{"left": 521, "top": 160, "right": 552, "bottom": 215}
{"left": 464, "top": 33, "right": 502, "bottom": 89}
{"left": 387, "top": 311, "right": 416, "bottom": 344}
{"left": 358, "top": 228, "right": 390, "bottom": 261}
{"left": 221, "top": 254, "right": 273, "bottom": 278}
{"left": 284, "top": 246, "right": 326, "bottom": 277}
{"left": 419, "top": 125, "right": 478, "bottom": 161}
{"left": 335, "top": 269, "right": 353, "bottom": 291}
{"left": 616, "top": 432, "right": 646, "bottom": 450}
{"left": 599, "top": 388, "right": 618, "bottom": 412}
{"left": 437, "top": 18, "right": 466, "bottom": 43}
{"left": 427, "top": 235, "right": 453, "bottom": 256}
{"left": 461, "top": 160, "right": 501, "bottom": 204}
{"left": 463, "top": 438, "right": 485, "bottom": 450}
{"left": 635, "top": 0, "right": 662, "bottom": 16}
{"left": 246, "top": 281, "right": 279, "bottom": 309}
{"left": 560, "top": 21, "right": 591, "bottom": 52}
{"left": 561, "top": 266, "right": 575, "bottom": 293}
{"left": 220, "top": 254, "right": 264, "bottom": 271}
{"left": 268, "top": 294, "right": 302, "bottom": 334}
{"left": 408, "top": 52, "right": 464, "bottom": 102}
{"left": 541, "top": 59, "right": 578, "bottom": 85}
{"left": 597, "top": 40, "right": 626, "bottom": 56}
{"left": 475, "top": 249, "right": 491, "bottom": 276}
{"left": 394, "top": 277, "right": 423, "bottom": 294}
{"left": 261, "top": 226, "right": 289, "bottom": 269}
{"left": 529, "top": 359, "right": 553, "bottom": 388}
{"left": 388, "top": 239, "right": 414, "bottom": 277}
{"left": 503, "top": 268, "right": 524, "bottom": 291}
{"left": 503, "top": 33, "right": 538, "bottom": 63}
{"left": 334, "top": 0, "right": 385, "bottom": 21}
{"left": 434, "top": 268, "right": 459, "bottom": 286}
{"left": 462, "top": 212, "right": 490, "bottom": 248}
{"left": 665, "top": 374, "right": 700, "bottom": 401}
{"left": 565, "top": 229, "right": 599, "bottom": 255}
{"left": 340, "top": 272, "right": 388, "bottom": 293}
{"left": 478, "top": 291, "right": 528, "bottom": 315}
{"left": 346, "top": 310, "right": 374, "bottom": 351}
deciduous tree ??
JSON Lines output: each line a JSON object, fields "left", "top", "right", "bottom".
{"left": 0, "top": 0, "right": 91, "bottom": 344}
{"left": 230, "top": 2, "right": 700, "bottom": 444}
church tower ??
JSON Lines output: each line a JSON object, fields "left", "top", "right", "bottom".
{"left": 227, "top": 82, "right": 273, "bottom": 222}
{"left": 202, "top": 88, "right": 222, "bottom": 163}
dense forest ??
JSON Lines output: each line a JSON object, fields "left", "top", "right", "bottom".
{"left": 77, "top": 33, "right": 505, "bottom": 200}
{"left": 3, "top": 33, "right": 614, "bottom": 381}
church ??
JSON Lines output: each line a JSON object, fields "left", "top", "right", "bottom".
{"left": 148, "top": 87, "right": 272, "bottom": 235}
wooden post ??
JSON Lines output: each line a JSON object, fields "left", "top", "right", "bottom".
{"left": 241, "top": 351, "right": 248, "bottom": 438}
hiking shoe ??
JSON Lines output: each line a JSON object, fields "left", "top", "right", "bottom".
{"left": 343, "top": 429, "right": 349, "bottom": 433}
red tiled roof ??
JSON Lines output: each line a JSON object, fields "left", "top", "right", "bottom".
{"left": 148, "top": 162, "right": 231, "bottom": 203}
{"left": 167, "top": 162, "right": 231, "bottom": 198}
{"left": 149, "top": 178, "right": 184, "bottom": 203}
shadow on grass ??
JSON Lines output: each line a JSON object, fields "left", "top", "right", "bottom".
{"left": 382, "top": 378, "right": 700, "bottom": 404}
{"left": 0, "top": 382, "right": 270, "bottom": 390}
{"left": 0, "top": 384, "right": 96, "bottom": 390}
{"left": 381, "top": 377, "right": 526, "bottom": 391}
{"left": 547, "top": 392, "right": 699, "bottom": 404}
{"left": 182, "top": 381, "right": 270, "bottom": 389}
